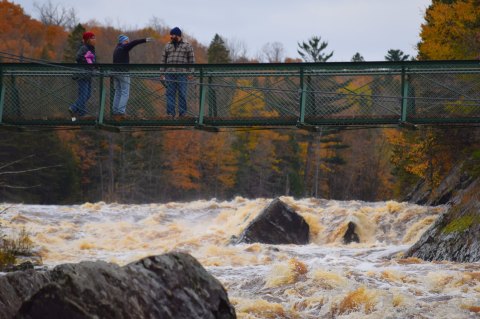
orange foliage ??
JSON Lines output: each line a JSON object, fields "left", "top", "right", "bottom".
{"left": 56, "top": 131, "right": 100, "bottom": 185}
{"left": 162, "top": 131, "right": 202, "bottom": 190}
{"left": 200, "top": 134, "right": 238, "bottom": 190}
{"left": 0, "top": 0, "right": 67, "bottom": 61}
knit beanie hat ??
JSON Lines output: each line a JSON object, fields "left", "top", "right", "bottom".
{"left": 170, "top": 27, "right": 182, "bottom": 36}
{"left": 118, "top": 34, "right": 129, "bottom": 43}
{"left": 83, "top": 31, "right": 95, "bottom": 42}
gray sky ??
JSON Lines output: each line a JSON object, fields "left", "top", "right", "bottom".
{"left": 14, "top": 0, "right": 431, "bottom": 62}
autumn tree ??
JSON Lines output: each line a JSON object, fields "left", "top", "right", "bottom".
{"left": 418, "top": 0, "right": 480, "bottom": 60}
{"left": 297, "top": 36, "right": 333, "bottom": 62}
{"left": 0, "top": 0, "right": 66, "bottom": 61}
{"left": 207, "top": 34, "right": 231, "bottom": 63}
{"left": 382, "top": 0, "right": 480, "bottom": 199}
{"left": 198, "top": 133, "right": 238, "bottom": 198}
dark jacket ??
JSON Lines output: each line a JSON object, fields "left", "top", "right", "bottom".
{"left": 113, "top": 39, "right": 147, "bottom": 64}
{"left": 73, "top": 44, "right": 96, "bottom": 80}
{"left": 75, "top": 44, "right": 96, "bottom": 64}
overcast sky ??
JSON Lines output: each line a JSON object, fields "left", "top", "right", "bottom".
{"left": 14, "top": 0, "right": 431, "bottom": 62}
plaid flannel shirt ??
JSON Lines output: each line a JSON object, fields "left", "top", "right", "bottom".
{"left": 161, "top": 40, "right": 195, "bottom": 73}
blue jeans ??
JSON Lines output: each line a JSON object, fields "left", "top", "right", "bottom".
{"left": 166, "top": 74, "right": 187, "bottom": 116}
{"left": 112, "top": 75, "right": 131, "bottom": 114}
{"left": 70, "top": 78, "right": 91, "bottom": 116}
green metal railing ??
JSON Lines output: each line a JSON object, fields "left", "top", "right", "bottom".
{"left": 1, "top": 60, "right": 480, "bottom": 130}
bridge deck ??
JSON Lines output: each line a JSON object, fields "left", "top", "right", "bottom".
{"left": 1, "top": 61, "right": 480, "bottom": 131}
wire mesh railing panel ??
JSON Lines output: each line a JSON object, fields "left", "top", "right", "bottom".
{"left": 201, "top": 66, "right": 300, "bottom": 125}
{"left": 408, "top": 71, "right": 480, "bottom": 122}
{"left": 101, "top": 66, "right": 199, "bottom": 125}
{"left": 303, "top": 73, "right": 402, "bottom": 124}
{"left": 2, "top": 72, "right": 100, "bottom": 124}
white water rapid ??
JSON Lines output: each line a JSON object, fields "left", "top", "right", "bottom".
{"left": 1, "top": 197, "right": 479, "bottom": 318}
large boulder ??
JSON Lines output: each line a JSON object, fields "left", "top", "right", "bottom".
{"left": 0, "top": 270, "right": 52, "bottom": 319}
{"left": 405, "top": 179, "right": 480, "bottom": 262}
{"left": 237, "top": 198, "right": 309, "bottom": 245}
{"left": 0, "top": 252, "right": 236, "bottom": 319}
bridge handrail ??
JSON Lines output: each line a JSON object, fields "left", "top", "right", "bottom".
{"left": 1, "top": 60, "right": 480, "bottom": 130}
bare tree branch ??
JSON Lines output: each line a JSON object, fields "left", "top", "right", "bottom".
{"left": 0, "top": 184, "right": 41, "bottom": 189}
{"left": 260, "top": 42, "right": 285, "bottom": 63}
{"left": 0, "top": 164, "right": 62, "bottom": 176}
{"left": 33, "top": 0, "right": 78, "bottom": 29}
{"left": 0, "top": 155, "right": 62, "bottom": 190}
{"left": 225, "top": 37, "right": 249, "bottom": 62}
{"left": 0, "top": 155, "right": 35, "bottom": 171}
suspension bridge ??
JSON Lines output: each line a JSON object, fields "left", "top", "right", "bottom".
{"left": 1, "top": 58, "right": 480, "bottom": 132}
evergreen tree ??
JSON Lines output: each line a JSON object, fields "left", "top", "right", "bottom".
{"left": 207, "top": 34, "right": 231, "bottom": 63}
{"left": 351, "top": 52, "right": 365, "bottom": 62}
{"left": 385, "top": 49, "right": 410, "bottom": 61}
{"left": 297, "top": 36, "right": 333, "bottom": 62}
{"left": 63, "top": 23, "right": 85, "bottom": 62}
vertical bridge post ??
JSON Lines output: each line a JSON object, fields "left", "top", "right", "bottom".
{"left": 198, "top": 67, "right": 206, "bottom": 126}
{"left": 98, "top": 68, "right": 106, "bottom": 124}
{"left": 0, "top": 60, "right": 4, "bottom": 124}
{"left": 401, "top": 66, "right": 410, "bottom": 123}
{"left": 299, "top": 67, "right": 307, "bottom": 125}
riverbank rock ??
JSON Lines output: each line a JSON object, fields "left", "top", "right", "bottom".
{"left": 0, "top": 269, "right": 52, "bottom": 319}
{"left": 405, "top": 162, "right": 474, "bottom": 206}
{"left": 237, "top": 198, "right": 309, "bottom": 245}
{"left": 1, "top": 252, "right": 236, "bottom": 319}
{"left": 405, "top": 179, "right": 480, "bottom": 262}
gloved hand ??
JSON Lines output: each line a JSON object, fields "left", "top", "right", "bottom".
{"left": 146, "top": 37, "right": 154, "bottom": 42}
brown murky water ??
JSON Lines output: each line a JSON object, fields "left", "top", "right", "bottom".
{"left": 1, "top": 197, "right": 479, "bottom": 318}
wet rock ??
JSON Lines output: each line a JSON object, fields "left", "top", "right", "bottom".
{"left": 3, "top": 261, "right": 35, "bottom": 272}
{"left": 237, "top": 198, "right": 309, "bottom": 245}
{"left": 406, "top": 179, "right": 480, "bottom": 262}
{"left": 1, "top": 252, "right": 236, "bottom": 319}
{"left": 343, "top": 222, "right": 360, "bottom": 244}
{"left": 0, "top": 270, "right": 52, "bottom": 319}
{"left": 405, "top": 162, "right": 474, "bottom": 206}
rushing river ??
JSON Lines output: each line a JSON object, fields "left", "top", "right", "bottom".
{"left": 1, "top": 197, "right": 479, "bottom": 318}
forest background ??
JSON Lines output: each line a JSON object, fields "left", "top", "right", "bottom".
{"left": 0, "top": 0, "right": 479, "bottom": 204}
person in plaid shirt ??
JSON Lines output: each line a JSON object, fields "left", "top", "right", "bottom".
{"left": 161, "top": 27, "right": 195, "bottom": 117}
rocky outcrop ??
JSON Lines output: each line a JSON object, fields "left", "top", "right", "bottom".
{"left": 405, "top": 178, "right": 480, "bottom": 262}
{"left": 237, "top": 198, "right": 309, "bottom": 245}
{"left": 405, "top": 163, "right": 474, "bottom": 206}
{"left": 1, "top": 252, "right": 236, "bottom": 319}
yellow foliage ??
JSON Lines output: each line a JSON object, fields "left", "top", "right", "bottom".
{"left": 419, "top": 0, "right": 480, "bottom": 60}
